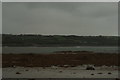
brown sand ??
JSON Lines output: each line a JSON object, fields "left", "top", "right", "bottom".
{"left": 2, "top": 51, "right": 119, "bottom": 67}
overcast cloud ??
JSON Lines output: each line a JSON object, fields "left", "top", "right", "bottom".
{"left": 2, "top": 2, "right": 118, "bottom": 36}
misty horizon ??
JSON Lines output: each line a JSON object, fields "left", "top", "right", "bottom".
{"left": 2, "top": 33, "right": 119, "bottom": 37}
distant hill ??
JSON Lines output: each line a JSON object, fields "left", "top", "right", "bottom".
{"left": 2, "top": 34, "right": 119, "bottom": 47}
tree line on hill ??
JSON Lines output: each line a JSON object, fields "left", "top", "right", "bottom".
{"left": 2, "top": 34, "right": 119, "bottom": 47}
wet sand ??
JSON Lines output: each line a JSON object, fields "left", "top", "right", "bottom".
{"left": 2, "top": 51, "right": 119, "bottom": 67}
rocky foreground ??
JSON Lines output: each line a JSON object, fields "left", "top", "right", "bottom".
{"left": 2, "top": 66, "right": 119, "bottom": 78}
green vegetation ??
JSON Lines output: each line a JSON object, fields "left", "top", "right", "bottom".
{"left": 2, "top": 34, "right": 119, "bottom": 47}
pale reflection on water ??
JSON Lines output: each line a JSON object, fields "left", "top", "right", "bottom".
{"left": 2, "top": 46, "right": 118, "bottom": 54}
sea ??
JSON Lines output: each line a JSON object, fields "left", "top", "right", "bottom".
{"left": 2, "top": 46, "right": 119, "bottom": 54}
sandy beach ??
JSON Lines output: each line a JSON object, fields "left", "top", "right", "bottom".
{"left": 2, "top": 51, "right": 120, "bottom": 78}
{"left": 3, "top": 66, "right": 119, "bottom": 78}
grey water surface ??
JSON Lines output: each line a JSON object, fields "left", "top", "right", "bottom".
{"left": 2, "top": 46, "right": 118, "bottom": 54}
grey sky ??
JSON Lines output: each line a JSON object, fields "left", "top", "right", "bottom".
{"left": 3, "top": 2, "right": 118, "bottom": 36}
{"left": 0, "top": 2, "right": 1, "bottom": 34}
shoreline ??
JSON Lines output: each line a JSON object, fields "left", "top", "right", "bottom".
{"left": 2, "top": 51, "right": 119, "bottom": 78}
{"left": 3, "top": 45, "right": 119, "bottom": 47}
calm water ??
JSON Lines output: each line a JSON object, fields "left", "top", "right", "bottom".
{"left": 2, "top": 46, "right": 118, "bottom": 54}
